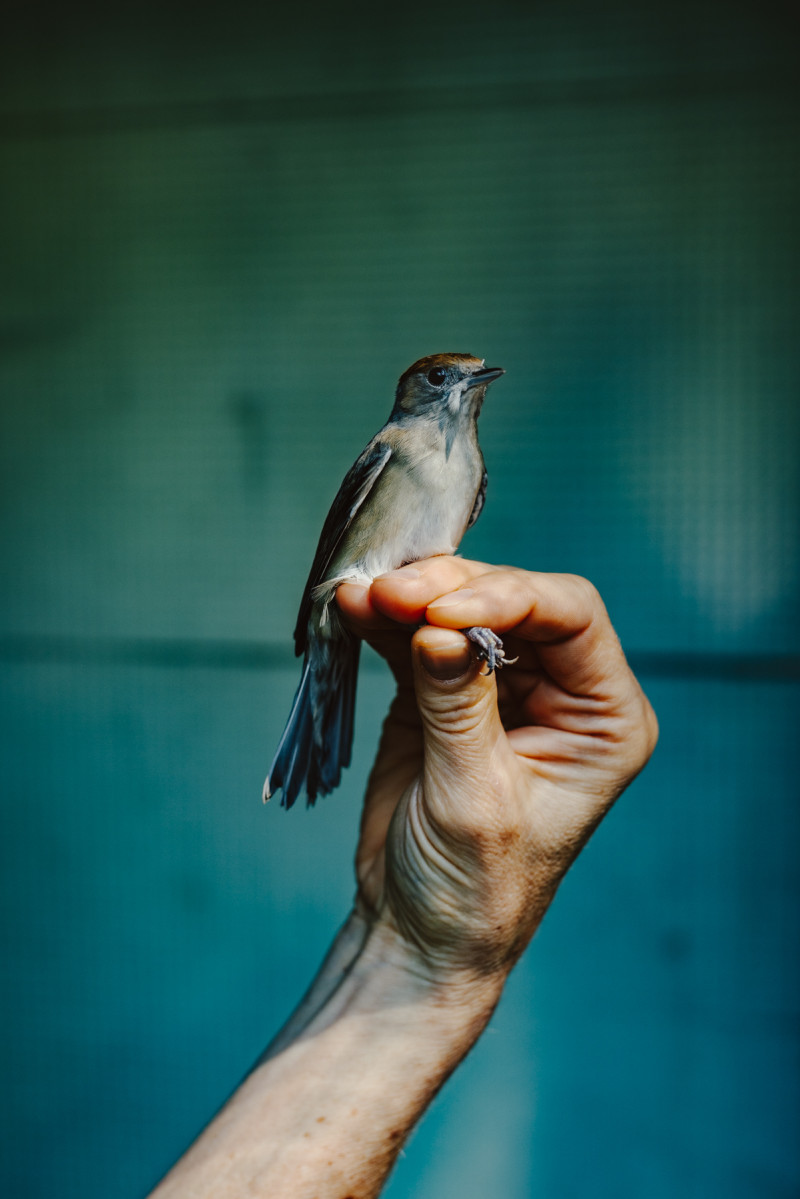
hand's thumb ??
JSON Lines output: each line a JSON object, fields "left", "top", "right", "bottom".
{"left": 411, "top": 625, "right": 507, "bottom": 795}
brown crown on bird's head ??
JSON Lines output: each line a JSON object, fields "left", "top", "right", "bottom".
{"left": 396, "top": 353, "right": 484, "bottom": 394}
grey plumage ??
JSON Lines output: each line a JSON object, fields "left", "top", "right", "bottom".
{"left": 265, "top": 352, "right": 506, "bottom": 810}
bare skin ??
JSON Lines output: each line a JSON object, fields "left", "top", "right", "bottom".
{"left": 149, "top": 559, "right": 658, "bottom": 1199}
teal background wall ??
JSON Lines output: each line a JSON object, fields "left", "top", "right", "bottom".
{"left": 1, "top": 3, "right": 798, "bottom": 1195}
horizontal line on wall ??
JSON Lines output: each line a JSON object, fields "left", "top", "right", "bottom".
{"left": 626, "top": 652, "right": 800, "bottom": 682}
{"left": 0, "top": 634, "right": 798, "bottom": 682}
{"left": 0, "top": 69, "right": 796, "bottom": 139}
{"left": 0, "top": 634, "right": 295, "bottom": 670}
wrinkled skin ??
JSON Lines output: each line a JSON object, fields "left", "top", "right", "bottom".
{"left": 337, "top": 557, "right": 659, "bottom": 980}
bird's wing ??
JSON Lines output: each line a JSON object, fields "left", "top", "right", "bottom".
{"left": 466, "top": 468, "right": 488, "bottom": 530}
{"left": 293, "top": 438, "right": 394, "bottom": 653}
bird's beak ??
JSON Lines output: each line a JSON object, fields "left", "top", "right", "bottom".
{"left": 465, "top": 366, "right": 505, "bottom": 389}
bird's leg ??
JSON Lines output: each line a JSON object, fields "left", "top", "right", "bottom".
{"left": 461, "top": 627, "right": 518, "bottom": 674}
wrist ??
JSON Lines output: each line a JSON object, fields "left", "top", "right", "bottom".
{"left": 330, "top": 915, "right": 507, "bottom": 1041}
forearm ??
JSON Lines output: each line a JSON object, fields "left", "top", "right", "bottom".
{"left": 149, "top": 919, "right": 504, "bottom": 1199}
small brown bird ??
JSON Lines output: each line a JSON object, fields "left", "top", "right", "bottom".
{"left": 265, "top": 352, "right": 509, "bottom": 809}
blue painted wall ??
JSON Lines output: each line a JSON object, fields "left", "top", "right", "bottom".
{"left": 1, "top": 3, "right": 798, "bottom": 1195}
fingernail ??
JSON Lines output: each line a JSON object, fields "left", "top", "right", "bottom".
{"left": 376, "top": 567, "right": 422, "bottom": 583}
{"left": 428, "top": 588, "right": 474, "bottom": 609}
{"left": 419, "top": 637, "right": 472, "bottom": 681}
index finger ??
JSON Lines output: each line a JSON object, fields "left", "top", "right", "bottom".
{"left": 380, "top": 563, "right": 631, "bottom": 700}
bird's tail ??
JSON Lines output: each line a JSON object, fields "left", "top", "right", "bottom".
{"left": 264, "top": 634, "right": 360, "bottom": 809}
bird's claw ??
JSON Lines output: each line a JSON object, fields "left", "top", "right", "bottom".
{"left": 462, "top": 626, "right": 517, "bottom": 674}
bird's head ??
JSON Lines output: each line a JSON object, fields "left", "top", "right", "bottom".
{"left": 392, "top": 353, "right": 504, "bottom": 422}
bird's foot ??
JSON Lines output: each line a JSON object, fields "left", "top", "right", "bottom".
{"left": 461, "top": 627, "right": 518, "bottom": 674}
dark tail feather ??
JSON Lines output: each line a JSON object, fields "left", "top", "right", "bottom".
{"left": 265, "top": 635, "right": 360, "bottom": 809}
{"left": 314, "top": 638, "right": 360, "bottom": 796}
{"left": 264, "top": 657, "right": 315, "bottom": 810}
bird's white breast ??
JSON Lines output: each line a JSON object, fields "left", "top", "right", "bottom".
{"left": 328, "top": 424, "right": 481, "bottom": 587}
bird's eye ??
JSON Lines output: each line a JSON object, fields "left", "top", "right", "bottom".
{"left": 427, "top": 366, "right": 448, "bottom": 386}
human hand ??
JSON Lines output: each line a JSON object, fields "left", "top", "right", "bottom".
{"left": 150, "top": 561, "right": 657, "bottom": 1198}
{"left": 337, "top": 558, "right": 658, "bottom": 987}
{"left": 150, "top": 560, "right": 657, "bottom": 1199}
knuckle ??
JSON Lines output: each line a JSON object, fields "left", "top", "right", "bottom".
{"left": 624, "top": 690, "right": 660, "bottom": 770}
{"left": 569, "top": 573, "right": 602, "bottom": 608}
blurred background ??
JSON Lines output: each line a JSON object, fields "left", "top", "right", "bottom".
{"left": 1, "top": 1, "right": 798, "bottom": 1195}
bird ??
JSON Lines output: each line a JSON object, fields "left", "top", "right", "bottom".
{"left": 264, "top": 352, "right": 510, "bottom": 810}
